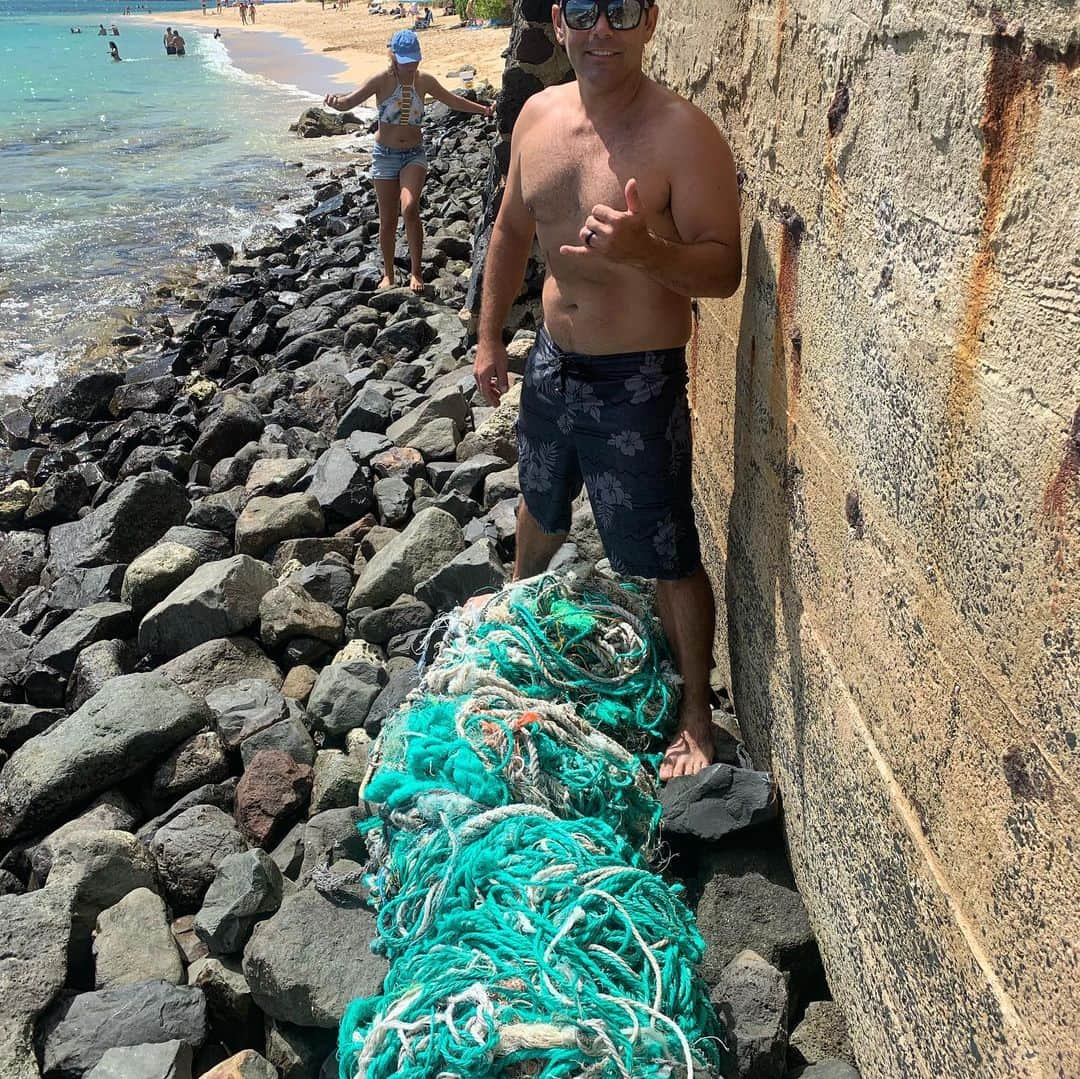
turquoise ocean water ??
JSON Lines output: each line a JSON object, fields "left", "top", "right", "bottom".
{"left": 0, "top": 0, "right": 351, "bottom": 396}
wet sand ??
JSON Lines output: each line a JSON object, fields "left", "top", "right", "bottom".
{"left": 146, "top": 3, "right": 511, "bottom": 92}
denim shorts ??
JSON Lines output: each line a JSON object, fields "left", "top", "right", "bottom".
{"left": 370, "top": 140, "right": 428, "bottom": 180}
{"left": 517, "top": 326, "right": 701, "bottom": 581}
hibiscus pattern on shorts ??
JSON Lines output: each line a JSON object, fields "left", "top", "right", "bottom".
{"left": 608, "top": 429, "right": 645, "bottom": 457}
{"left": 518, "top": 433, "right": 558, "bottom": 493}
{"left": 587, "top": 471, "right": 634, "bottom": 528}
{"left": 558, "top": 378, "right": 603, "bottom": 434}
{"left": 626, "top": 356, "right": 668, "bottom": 404}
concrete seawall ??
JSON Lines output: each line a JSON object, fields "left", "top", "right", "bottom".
{"left": 648, "top": 2, "right": 1078, "bottom": 1075}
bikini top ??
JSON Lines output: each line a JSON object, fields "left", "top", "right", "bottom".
{"left": 377, "top": 80, "right": 425, "bottom": 127}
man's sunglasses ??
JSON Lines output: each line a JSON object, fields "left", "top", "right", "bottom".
{"left": 560, "top": 0, "right": 653, "bottom": 32}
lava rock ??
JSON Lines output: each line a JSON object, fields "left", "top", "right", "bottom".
{"left": 660, "top": 763, "right": 778, "bottom": 842}
{"left": 0, "top": 673, "right": 211, "bottom": 840}
{"left": 84, "top": 1040, "right": 194, "bottom": 1079}
{"left": 151, "top": 804, "right": 248, "bottom": 912}
{"left": 415, "top": 537, "right": 506, "bottom": 611}
{"left": 0, "top": 528, "right": 47, "bottom": 600}
{"left": 46, "top": 470, "right": 190, "bottom": 578}
{"left": 306, "top": 660, "right": 387, "bottom": 739}
{"left": 243, "top": 885, "right": 388, "bottom": 1028}
{"left": 348, "top": 506, "right": 464, "bottom": 610}
{"left": 235, "top": 493, "right": 325, "bottom": 558}
{"left": 235, "top": 751, "right": 314, "bottom": 849}
{"left": 152, "top": 730, "right": 230, "bottom": 804}
{"left": 159, "top": 637, "right": 282, "bottom": 699}
{"left": 194, "top": 848, "right": 285, "bottom": 956}
{"left": 121, "top": 542, "right": 205, "bottom": 615}
{"left": 41, "top": 980, "right": 208, "bottom": 1077}
{"left": 192, "top": 394, "right": 266, "bottom": 465}
{"left": 260, "top": 582, "right": 344, "bottom": 650}
{"left": 710, "top": 949, "right": 788, "bottom": 1079}
{"left": 93, "top": 888, "right": 184, "bottom": 989}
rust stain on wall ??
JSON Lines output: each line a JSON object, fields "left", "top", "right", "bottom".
{"left": 1043, "top": 405, "right": 1080, "bottom": 525}
{"left": 948, "top": 29, "right": 1046, "bottom": 419}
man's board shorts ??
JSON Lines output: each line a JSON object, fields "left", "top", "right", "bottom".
{"left": 517, "top": 326, "right": 701, "bottom": 581}
{"left": 370, "top": 141, "right": 428, "bottom": 180}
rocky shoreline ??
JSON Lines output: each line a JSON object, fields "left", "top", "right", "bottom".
{"left": 0, "top": 101, "right": 858, "bottom": 1079}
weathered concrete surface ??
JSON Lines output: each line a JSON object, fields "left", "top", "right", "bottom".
{"left": 649, "top": 3, "right": 1079, "bottom": 1077}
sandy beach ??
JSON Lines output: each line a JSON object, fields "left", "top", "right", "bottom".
{"left": 146, "top": 2, "right": 511, "bottom": 91}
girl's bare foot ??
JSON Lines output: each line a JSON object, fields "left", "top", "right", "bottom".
{"left": 409, "top": 273, "right": 424, "bottom": 294}
{"left": 659, "top": 705, "right": 715, "bottom": 780}
{"left": 377, "top": 274, "right": 393, "bottom": 289}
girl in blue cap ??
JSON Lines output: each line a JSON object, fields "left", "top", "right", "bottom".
{"left": 324, "top": 28, "right": 493, "bottom": 293}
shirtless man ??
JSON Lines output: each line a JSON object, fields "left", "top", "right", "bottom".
{"left": 474, "top": 0, "right": 741, "bottom": 779}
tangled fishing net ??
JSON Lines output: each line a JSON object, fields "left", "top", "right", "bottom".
{"left": 338, "top": 572, "right": 726, "bottom": 1078}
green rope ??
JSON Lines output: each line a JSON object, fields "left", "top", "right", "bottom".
{"left": 338, "top": 574, "right": 724, "bottom": 1078}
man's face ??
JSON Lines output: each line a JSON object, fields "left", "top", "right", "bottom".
{"left": 552, "top": 1, "right": 658, "bottom": 85}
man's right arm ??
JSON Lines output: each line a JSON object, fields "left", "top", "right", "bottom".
{"left": 474, "top": 99, "right": 539, "bottom": 405}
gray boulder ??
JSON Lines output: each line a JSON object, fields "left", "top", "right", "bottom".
{"left": 235, "top": 494, "right": 324, "bottom": 558}
{"left": 0, "top": 529, "right": 46, "bottom": 600}
{"left": 372, "top": 474, "right": 412, "bottom": 527}
{"left": 239, "top": 708, "right": 316, "bottom": 769}
{"left": 93, "top": 888, "right": 184, "bottom": 989}
{"left": 309, "top": 750, "right": 364, "bottom": 815}
{"left": 84, "top": 1040, "right": 193, "bottom": 1079}
{"left": 415, "top": 537, "right": 506, "bottom": 611}
{"left": 456, "top": 382, "right": 521, "bottom": 463}
{"left": 27, "top": 601, "right": 132, "bottom": 675}
{"left": 711, "top": 949, "right": 788, "bottom": 1079}
{"left": 0, "top": 673, "right": 210, "bottom": 839}
{"left": 405, "top": 416, "right": 460, "bottom": 462}
{"left": 121, "top": 542, "right": 204, "bottom": 615}
{"left": 259, "top": 583, "right": 343, "bottom": 650}
{"left": 41, "top": 980, "right": 207, "bottom": 1077}
{"left": 660, "top": 763, "right": 778, "bottom": 842}
{"left": 46, "top": 828, "right": 157, "bottom": 936}
{"left": 67, "top": 638, "right": 136, "bottom": 710}
{"left": 151, "top": 730, "right": 230, "bottom": 803}
{"left": 208, "top": 678, "right": 289, "bottom": 751}
{"left": 188, "top": 958, "right": 262, "bottom": 1062}
{"left": 283, "top": 561, "right": 352, "bottom": 613}
{"left": 307, "top": 661, "right": 386, "bottom": 738}
{"left": 349, "top": 594, "right": 432, "bottom": 645}
{"left": 138, "top": 555, "right": 277, "bottom": 657}
{"left": 0, "top": 886, "right": 74, "bottom": 1079}
{"left": 790, "top": 1001, "right": 854, "bottom": 1069}
{"left": 192, "top": 394, "right": 265, "bottom": 464}
{"left": 444, "top": 452, "right": 508, "bottom": 499}
{"left": 245, "top": 457, "right": 310, "bottom": 497}
{"left": 195, "top": 848, "right": 284, "bottom": 956}
{"left": 348, "top": 507, "right": 464, "bottom": 610}
{"left": 304, "top": 444, "right": 373, "bottom": 523}
{"left": 160, "top": 525, "right": 233, "bottom": 563}
{"left": 160, "top": 637, "right": 282, "bottom": 699}
{"left": 46, "top": 470, "right": 190, "bottom": 578}
{"left": 694, "top": 846, "right": 818, "bottom": 988}
{"left": 385, "top": 385, "right": 468, "bottom": 446}
{"left": 243, "top": 885, "right": 388, "bottom": 1028}
{"left": 151, "top": 805, "right": 248, "bottom": 912}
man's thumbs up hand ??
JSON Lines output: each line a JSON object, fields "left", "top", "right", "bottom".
{"left": 558, "top": 176, "right": 655, "bottom": 266}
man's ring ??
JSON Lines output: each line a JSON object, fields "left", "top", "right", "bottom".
{"left": 584, "top": 228, "right": 595, "bottom": 248}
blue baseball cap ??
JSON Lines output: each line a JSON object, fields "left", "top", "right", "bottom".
{"left": 389, "top": 30, "right": 422, "bottom": 64}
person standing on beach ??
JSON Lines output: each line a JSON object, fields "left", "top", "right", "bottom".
{"left": 249, "top": 0, "right": 256, "bottom": 23}
{"left": 473, "top": 0, "right": 742, "bottom": 779}
{"left": 323, "top": 29, "right": 493, "bottom": 293}
{"left": 240, "top": 2, "right": 248, "bottom": 24}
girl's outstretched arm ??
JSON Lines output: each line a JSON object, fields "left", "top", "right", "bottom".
{"left": 324, "top": 71, "right": 387, "bottom": 112}
{"left": 419, "top": 73, "right": 494, "bottom": 117}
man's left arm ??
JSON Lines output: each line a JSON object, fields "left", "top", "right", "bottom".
{"left": 638, "top": 114, "right": 742, "bottom": 297}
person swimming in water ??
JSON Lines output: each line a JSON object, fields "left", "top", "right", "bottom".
{"left": 109, "top": 41, "right": 121, "bottom": 61}
{"left": 173, "top": 31, "right": 187, "bottom": 55}
{"left": 322, "top": 29, "right": 493, "bottom": 292}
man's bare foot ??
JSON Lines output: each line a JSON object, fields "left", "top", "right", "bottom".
{"left": 660, "top": 706, "right": 715, "bottom": 781}
{"left": 409, "top": 273, "right": 424, "bottom": 294}
{"left": 377, "top": 274, "right": 393, "bottom": 289}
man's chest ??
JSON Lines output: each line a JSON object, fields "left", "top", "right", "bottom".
{"left": 520, "top": 125, "right": 671, "bottom": 232}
